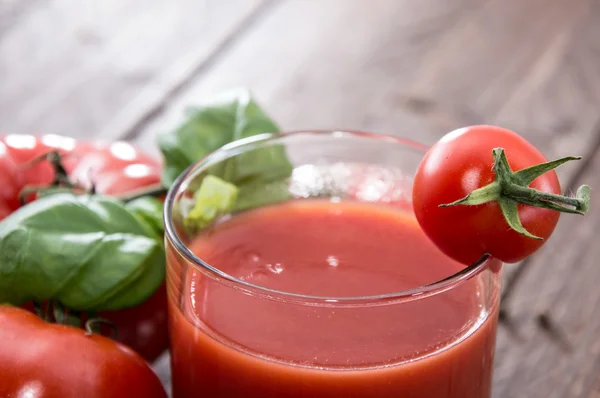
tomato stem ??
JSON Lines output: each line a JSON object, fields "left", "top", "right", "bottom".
{"left": 33, "top": 300, "right": 55, "bottom": 323}
{"left": 84, "top": 317, "right": 119, "bottom": 339}
{"left": 20, "top": 151, "right": 71, "bottom": 187}
{"left": 32, "top": 301, "right": 44, "bottom": 319}
{"left": 18, "top": 151, "right": 88, "bottom": 205}
{"left": 439, "top": 147, "right": 591, "bottom": 239}
{"left": 115, "top": 183, "right": 168, "bottom": 203}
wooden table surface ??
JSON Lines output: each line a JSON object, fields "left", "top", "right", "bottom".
{"left": 2, "top": 1, "right": 600, "bottom": 397}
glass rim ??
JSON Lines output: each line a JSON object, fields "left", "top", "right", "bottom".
{"left": 164, "top": 130, "right": 495, "bottom": 308}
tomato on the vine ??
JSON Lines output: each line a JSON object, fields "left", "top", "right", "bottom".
{"left": 0, "top": 134, "right": 161, "bottom": 213}
{"left": 413, "top": 125, "right": 589, "bottom": 266}
{"left": 0, "top": 306, "right": 166, "bottom": 398}
{"left": 1, "top": 134, "right": 168, "bottom": 361}
{"left": 97, "top": 285, "right": 167, "bottom": 361}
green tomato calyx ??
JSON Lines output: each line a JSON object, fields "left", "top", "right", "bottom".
{"left": 439, "top": 148, "right": 591, "bottom": 240}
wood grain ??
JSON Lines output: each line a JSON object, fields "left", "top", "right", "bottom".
{"left": 0, "top": 0, "right": 269, "bottom": 139}
{"left": 132, "top": 0, "right": 480, "bottom": 155}
{"left": 0, "top": 0, "right": 40, "bottom": 36}
{"left": 134, "top": 0, "right": 599, "bottom": 170}
{"left": 3, "top": 0, "right": 600, "bottom": 396}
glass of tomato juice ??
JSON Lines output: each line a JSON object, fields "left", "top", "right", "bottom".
{"left": 164, "top": 131, "right": 502, "bottom": 398}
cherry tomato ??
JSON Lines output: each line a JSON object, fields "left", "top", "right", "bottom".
{"left": 1, "top": 134, "right": 168, "bottom": 361}
{"left": 0, "top": 306, "right": 166, "bottom": 398}
{"left": 412, "top": 125, "right": 561, "bottom": 265}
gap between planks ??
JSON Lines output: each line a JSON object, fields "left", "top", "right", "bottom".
{"left": 99, "top": 0, "right": 280, "bottom": 144}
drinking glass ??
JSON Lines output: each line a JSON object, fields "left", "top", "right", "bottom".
{"left": 164, "top": 131, "right": 502, "bottom": 398}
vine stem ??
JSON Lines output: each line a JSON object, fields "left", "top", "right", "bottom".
{"left": 114, "top": 183, "right": 168, "bottom": 203}
{"left": 84, "top": 317, "right": 119, "bottom": 339}
{"left": 17, "top": 150, "right": 168, "bottom": 204}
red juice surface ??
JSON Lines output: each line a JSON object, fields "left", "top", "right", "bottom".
{"left": 167, "top": 200, "right": 499, "bottom": 398}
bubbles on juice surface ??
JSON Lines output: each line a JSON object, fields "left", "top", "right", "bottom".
{"left": 238, "top": 252, "right": 286, "bottom": 284}
{"left": 266, "top": 263, "right": 284, "bottom": 274}
{"left": 326, "top": 255, "right": 339, "bottom": 268}
{"left": 238, "top": 251, "right": 268, "bottom": 283}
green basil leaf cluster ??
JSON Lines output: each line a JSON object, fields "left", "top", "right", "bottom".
{"left": 158, "top": 89, "right": 294, "bottom": 228}
{"left": 0, "top": 193, "right": 165, "bottom": 312}
{"left": 158, "top": 89, "right": 286, "bottom": 188}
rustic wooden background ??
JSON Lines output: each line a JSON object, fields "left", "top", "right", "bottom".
{"left": 2, "top": 1, "right": 600, "bottom": 397}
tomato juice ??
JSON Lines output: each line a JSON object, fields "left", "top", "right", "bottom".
{"left": 166, "top": 199, "right": 500, "bottom": 397}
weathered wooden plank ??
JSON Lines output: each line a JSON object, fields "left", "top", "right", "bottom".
{"left": 134, "top": 0, "right": 598, "bottom": 166}
{"left": 0, "top": 0, "right": 39, "bottom": 36}
{"left": 132, "top": 0, "right": 482, "bottom": 155}
{"left": 491, "top": 0, "right": 600, "bottom": 165}
{"left": 405, "top": 0, "right": 599, "bottom": 170}
{"left": 0, "top": 0, "right": 270, "bottom": 139}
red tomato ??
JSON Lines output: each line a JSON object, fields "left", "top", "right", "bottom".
{"left": 0, "top": 134, "right": 161, "bottom": 211}
{"left": 0, "top": 306, "right": 166, "bottom": 398}
{"left": 412, "top": 125, "right": 561, "bottom": 265}
{"left": 97, "top": 284, "right": 168, "bottom": 361}
{"left": 1, "top": 134, "right": 168, "bottom": 361}
{"left": 0, "top": 140, "right": 24, "bottom": 214}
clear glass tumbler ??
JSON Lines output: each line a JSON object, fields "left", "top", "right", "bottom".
{"left": 164, "top": 131, "right": 502, "bottom": 398}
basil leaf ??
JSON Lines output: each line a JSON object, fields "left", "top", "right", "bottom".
{"left": 158, "top": 89, "right": 287, "bottom": 188}
{"left": 125, "top": 197, "right": 165, "bottom": 238}
{"left": 159, "top": 90, "right": 295, "bottom": 228}
{"left": 235, "top": 178, "right": 292, "bottom": 212}
{"left": 0, "top": 193, "right": 165, "bottom": 312}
